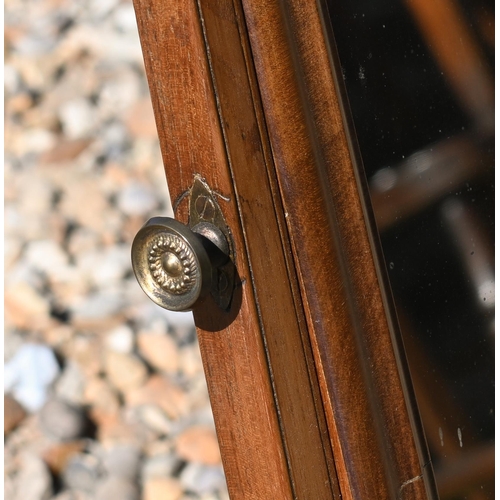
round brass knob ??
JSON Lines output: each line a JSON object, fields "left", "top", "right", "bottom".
{"left": 132, "top": 217, "right": 216, "bottom": 311}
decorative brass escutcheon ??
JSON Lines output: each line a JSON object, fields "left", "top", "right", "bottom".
{"left": 131, "top": 176, "right": 234, "bottom": 312}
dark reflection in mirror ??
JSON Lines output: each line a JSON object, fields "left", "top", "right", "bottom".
{"left": 324, "top": 0, "right": 494, "bottom": 498}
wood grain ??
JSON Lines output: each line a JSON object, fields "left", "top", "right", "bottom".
{"left": 133, "top": 0, "right": 439, "bottom": 498}
{"left": 133, "top": 0, "right": 341, "bottom": 497}
{"left": 241, "top": 1, "right": 439, "bottom": 498}
{"left": 133, "top": 1, "right": 293, "bottom": 497}
{"left": 195, "top": 1, "right": 340, "bottom": 497}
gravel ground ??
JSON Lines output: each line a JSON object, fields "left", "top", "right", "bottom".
{"left": 4, "top": 1, "right": 229, "bottom": 499}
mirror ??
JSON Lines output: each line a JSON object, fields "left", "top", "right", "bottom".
{"left": 324, "top": 0, "right": 494, "bottom": 497}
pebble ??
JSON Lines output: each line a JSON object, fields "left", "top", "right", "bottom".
{"left": 61, "top": 335, "right": 103, "bottom": 378}
{"left": 104, "top": 351, "right": 148, "bottom": 393}
{"left": 58, "top": 175, "right": 110, "bottom": 234}
{"left": 14, "top": 453, "right": 53, "bottom": 500}
{"left": 83, "top": 244, "right": 131, "bottom": 287}
{"left": 135, "top": 404, "right": 173, "bottom": 436}
{"left": 5, "top": 282, "right": 51, "bottom": 331}
{"left": 175, "top": 427, "right": 221, "bottom": 466}
{"left": 24, "top": 239, "right": 69, "bottom": 275}
{"left": 94, "top": 477, "right": 140, "bottom": 500}
{"left": 4, "top": 330, "right": 25, "bottom": 362}
{"left": 4, "top": 343, "right": 60, "bottom": 412}
{"left": 102, "top": 444, "right": 142, "bottom": 480}
{"left": 39, "top": 399, "right": 87, "bottom": 441}
{"left": 126, "top": 375, "right": 188, "bottom": 420}
{"left": 84, "top": 376, "right": 121, "bottom": 418}
{"left": 71, "top": 288, "right": 125, "bottom": 328}
{"left": 42, "top": 440, "right": 86, "bottom": 475}
{"left": 63, "top": 453, "right": 103, "bottom": 493}
{"left": 143, "top": 477, "right": 183, "bottom": 500}
{"left": 162, "top": 310, "right": 196, "bottom": 346}
{"left": 137, "top": 332, "right": 179, "bottom": 374}
{"left": 117, "top": 181, "right": 158, "bottom": 216}
{"left": 4, "top": 0, "right": 229, "bottom": 496}
{"left": 58, "top": 97, "right": 96, "bottom": 139}
{"left": 41, "top": 139, "right": 94, "bottom": 165}
{"left": 55, "top": 361, "right": 87, "bottom": 405}
{"left": 141, "top": 453, "right": 181, "bottom": 480}
{"left": 124, "top": 98, "right": 158, "bottom": 139}
{"left": 180, "top": 463, "right": 226, "bottom": 496}
{"left": 105, "top": 324, "right": 135, "bottom": 354}
{"left": 4, "top": 394, "right": 27, "bottom": 435}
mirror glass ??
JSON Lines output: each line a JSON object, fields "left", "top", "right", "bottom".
{"left": 325, "top": 0, "right": 494, "bottom": 498}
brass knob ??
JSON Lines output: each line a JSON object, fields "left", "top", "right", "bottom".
{"left": 131, "top": 217, "right": 229, "bottom": 311}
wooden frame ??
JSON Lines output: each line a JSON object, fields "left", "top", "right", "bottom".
{"left": 133, "top": 0, "right": 439, "bottom": 498}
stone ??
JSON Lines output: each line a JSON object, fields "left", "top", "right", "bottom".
{"left": 71, "top": 288, "right": 126, "bottom": 329}
{"left": 137, "top": 332, "right": 179, "bottom": 374}
{"left": 15, "top": 127, "right": 57, "bottom": 154}
{"left": 40, "top": 139, "right": 93, "bottom": 164}
{"left": 4, "top": 330, "right": 24, "bottom": 362}
{"left": 50, "top": 491, "right": 92, "bottom": 500}
{"left": 67, "top": 227, "right": 101, "bottom": 259}
{"left": 175, "top": 426, "right": 221, "bottom": 466}
{"left": 24, "top": 239, "right": 69, "bottom": 275}
{"left": 42, "top": 440, "right": 86, "bottom": 475}
{"left": 17, "top": 174, "right": 54, "bottom": 215}
{"left": 112, "top": 4, "right": 139, "bottom": 34}
{"left": 7, "top": 92, "right": 33, "bottom": 114}
{"left": 124, "top": 98, "right": 158, "bottom": 139}
{"left": 14, "top": 453, "right": 53, "bottom": 500}
{"left": 63, "top": 453, "right": 103, "bottom": 493}
{"left": 104, "top": 351, "right": 148, "bottom": 393}
{"left": 94, "top": 477, "right": 140, "bottom": 500}
{"left": 105, "top": 324, "right": 135, "bottom": 354}
{"left": 135, "top": 404, "right": 173, "bottom": 436}
{"left": 84, "top": 376, "right": 121, "bottom": 419}
{"left": 4, "top": 237, "right": 22, "bottom": 271}
{"left": 39, "top": 399, "right": 87, "bottom": 441}
{"left": 141, "top": 453, "right": 180, "bottom": 480}
{"left": 58, "top": 174, "right": 110, "bottom": 234}
{"left": 41, "top": 325, "right": 75, "bottom": 350}
{"left": 55, "top": 361, "right": 86, "bottom": 405}
{"left": 79, "top": 244, "right": 130, "bottom": 288}
{"left": 4, "top": 394, "right": 27, "bottom": 435}
{"left": 117, "top": 181, "right": 157, "bottom": 216}
{"left": 179, "top": 463, "right": 226, "bottom": 496}
{"left": 61, "top": 335, "right": 103, "bottom": 378}
{"left": 4, "top": 343, "right": 60, "bottom": 412}
{"left": 162, "top": 310, "right": 196, "bottom": 346}
{"left": 179, "top": 345, "right": 204, "bottom": 378}
{"left": 102, "top": 444, "right": 142, "bottom": 480}
{"left": 126, "top": 375, "right": 188, "bottom": 420}
{"left": 96, "top": 414, "right": 143, "bottom": 448}
{"left": 5, "top": 282, "right": 51, "bottom": 331}
{"left": 58, "top": 97, "right": 96, "bottom": 139}
{"left": 97, "top": 70, "right": 141, "bottom": 120}
{"left": 143, "top": 477, "right": 183, "bottom": 500}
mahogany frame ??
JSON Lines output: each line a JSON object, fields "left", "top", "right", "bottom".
{"left": 132, "top": 0, "right": 439, "bottom": 498}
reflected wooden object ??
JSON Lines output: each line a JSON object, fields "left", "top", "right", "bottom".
{"left": 441, "top": 199, "right": 494, "bottom": 315}
{"left": 370, "top": 134, "right": 492, "bottom": 231}
{"left": 405, "top": 0, "right": 494, "bottom": 131}
{"left": 435, "top": 443, "right": 494, "bottom": 499}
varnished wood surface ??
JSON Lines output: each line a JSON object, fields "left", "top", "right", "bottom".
{"left": 133, "top": 0, "right": 439, "bottom": 498}
{"left": 133, "top": 1, "right": 293, "bottom": 497}
{"left": 195, "top": 1, "right": 340, "bottom": 497}
{"left": 133, "top": 0, "right": 341, "bottom": 497}
{"left": 241, "top": 1, "right": 438, "bottom": 498}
